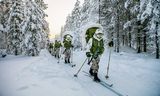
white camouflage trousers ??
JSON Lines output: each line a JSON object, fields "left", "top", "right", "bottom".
{"left": 55, "top": 48, "right": 60, "bottom": 58}
{"left": 91, "top": 56, "right": 100, "bottom": 73}
{"left": 64, "top": 49, "right": 71, "bottom": 61}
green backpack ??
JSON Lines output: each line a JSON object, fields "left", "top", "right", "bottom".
{"left": 90, "top": 38, "right": 104, "bottom": 56}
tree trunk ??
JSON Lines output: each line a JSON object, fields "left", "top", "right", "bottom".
{"left": 122, "top": 35, "right": 125, "bottom": 46}
{"left": 143, "top": 30, "right": 147, "bottom": 52}
{"left": 137, "top": 20, "right": 141, "bottom": 53}
{"left": 155, "top": 22, "right": 159, "bottom": 59}
{"left": 116, "top": 8, "right": 120, "bottom": 53}
{"left": 129, "top": 27, "right": 132, "bottom": 47}
{"left": 127, "top": 10, "right": 132, "bottom": 47}
{"left": 99, "top": 0, "right": 100, "bottom": 24}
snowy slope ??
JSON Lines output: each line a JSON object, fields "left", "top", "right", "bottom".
{"left": 0, "top": 48, "right": 160, "bottom": 96}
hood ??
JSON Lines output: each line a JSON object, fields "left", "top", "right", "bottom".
{"left": 93, "top": 34, "right": 103, "bottom": 41}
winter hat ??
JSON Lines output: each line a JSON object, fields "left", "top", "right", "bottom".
{"left": 95, "top": 29, "right": 103, "bottom": 35}
{"left": 66, "top": 35, "right": 72, "bottom": 41}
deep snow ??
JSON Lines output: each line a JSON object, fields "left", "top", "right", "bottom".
{"left": 0, "top": 48, "right": 160, "bottom": 96}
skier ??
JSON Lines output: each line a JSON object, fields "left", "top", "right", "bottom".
{"left": 49, "top": 42, "right": 54, "bottom": 54}
{"left": 86, "top": 29, "right": 104, "bottom": 82}
{"left": 63, "top": 35, "right": 73, "bottom": 63}
{"left": 54, "top": 40, "right": 62, "bottom": 58}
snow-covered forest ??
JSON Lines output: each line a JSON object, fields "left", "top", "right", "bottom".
{"left": 62, "top": 0, "right": 160, "bottom": 59}
{"left": 0, "top": 0, "right": 49, "bottom": 56}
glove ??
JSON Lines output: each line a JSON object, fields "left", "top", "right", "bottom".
{"left": 86, "top": 52, "right": 92, "bottom": 57}
{"left": 93, "top": 53, "right": 99, "bottom": 59}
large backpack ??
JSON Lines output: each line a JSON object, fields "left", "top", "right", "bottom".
{"left": 85, "top": 27, "right": 99, "bottom": 43}
{"left": 90, "top": 37, "right": 104, "bottom": 55}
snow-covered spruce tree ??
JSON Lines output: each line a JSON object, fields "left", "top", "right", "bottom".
{"left": 0, "top": 0, "right": 12, "bottom": 27}
{"left": 123, "top": 0, "right": 142, "bottom": 52}
{"left": 24, "top": 0, "right": 49, "bottom": 56}
{"left": 71, "top": 0, "right": 82, "bottom": 49}
{"left": 34, "top": 0, "right": 48, "bottom": 10}
{"left": 88, "top": 0, "right": 99, "bottom": 23}
{"left": 63, "top": 14, "right": 72, "bottom": 32}
{"left": 80, "top": 0, "right": 91, "bottom": 27}
{"left": 124, "top": 0, "right": 136, "bottom": 47}
{"left": 107, "top": 0, "right": 125, "bottom": 53}
{"left": 100, "top": 0, "right": 114, "bottom": 42}
{"left": 34, "top": 0, "right": 50, "bottom": 47}
{"left": 0, "top": 0, "right": 12, "bottom": 50}
{"left": 7, "top": 0, "right": 25, "bottom": 55}
{"left": 0, "top": 1, "right": 6, "bottom": 49}
{"left": 25, "top": 9, "right": 41, "bottom": 56}
{"left": 149, "top": 0, "right": 160, "bottom": 59}
{"left": 138, "top": 0, "right": 150, "bottom": 52}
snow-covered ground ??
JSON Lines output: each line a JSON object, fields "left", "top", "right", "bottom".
{"left": 0, "top": 48, "right": 160, "bottom": 96}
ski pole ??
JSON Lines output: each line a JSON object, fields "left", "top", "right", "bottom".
{"left": 105, "top": 47, "right": 112, "bottom": 79}
{"left": 71, "top": 48, "right": 73, "bottom": 63}
{"left": 74, "top": 58, "right": 88, "bottom": 77}
{"left": 87, "top": 56, "right": 93, "bottom": 65}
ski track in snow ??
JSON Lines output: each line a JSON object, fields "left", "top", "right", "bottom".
{"left": 0, "top": 49, "right": 160, "bottom": 96}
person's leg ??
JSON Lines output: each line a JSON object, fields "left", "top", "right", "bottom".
{"left": 91, "top": 57, "right": 100, "bottom": 82}
{"left": 89, "top": 67, "right": 93, "bottom": 76}
{"left": 57, "top": 48, "right": 60, "bottom": 58}
{"left": 67, "top": 49, "right": 71, "bottom": 63}
{"left": 64, "top": 50, "right": 67, "bottom": 63}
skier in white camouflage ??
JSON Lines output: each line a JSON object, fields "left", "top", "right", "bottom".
{"left": 63, "top": 35, "right": 73, "bottom": 63}
{"left": 54, "top": 40, "right": 62, "bottom": 58}
{"left": 86, "top": 29, "right": 104, "bottom": 82}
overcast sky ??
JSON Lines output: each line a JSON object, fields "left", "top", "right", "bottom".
{"left": 44, "top": 0, "right": 84, "bottom": 38}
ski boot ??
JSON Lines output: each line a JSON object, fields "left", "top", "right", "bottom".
{"left": 68, "top": 58, "right": 70, "bottom": 63}
{"left": 93, "top": 73, "right": 101, "bottom": 82}
{"left": 65, "top": 59, "right": 67, "bottom": 64}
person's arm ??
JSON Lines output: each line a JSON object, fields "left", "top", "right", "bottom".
{"left": 86, "top": 38, "right": 92, "bottom": 52}
{"left": 85, "top": 38, "right": 93, "bottom": 57}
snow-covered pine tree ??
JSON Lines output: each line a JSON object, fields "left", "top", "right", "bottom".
{"left": 71, "top": 0, "right": 82, "bottom": 49}
{"left": 80, "top": 0, "right": 91, "bottom": 26}
{"left": 88, "top": 0, "right": 99, "bottom": 23}
{"left": 34, "top": 0, "right": 48, "bottom": 10}
{"left": 7, "top": 0, "right": 25, "bottom": 55}
{"left": 107, "top": 0, "right": 125, "bottom": 53}
{"left": 63, "top": 14, "right": 72, "bottom": 32}
{"left": 0, "top": 0, "right": 12, "bottom": 50}
{"left": 123, "top": 0, "right": 142, "bottom": 52}
{"left": 100, "top": 0, "right": 114, "bottom": 42}
{"left": 138, "top": 0, "right": 150, "bottom": 52}
{"left": 24, "top": 0, "right": 49, "bottom": 56}
{"left": 26, "top": 9, "right": 40, "bottom": 56}
{"left": 149, "top": 0, "right": 160, "bottom": 59}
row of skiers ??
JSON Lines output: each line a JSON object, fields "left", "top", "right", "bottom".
{"left": 49, "top": 34, "right": 74, "bottom": 64}
{"left": 49, "top": 28, "right": 113, "bottom": 82}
